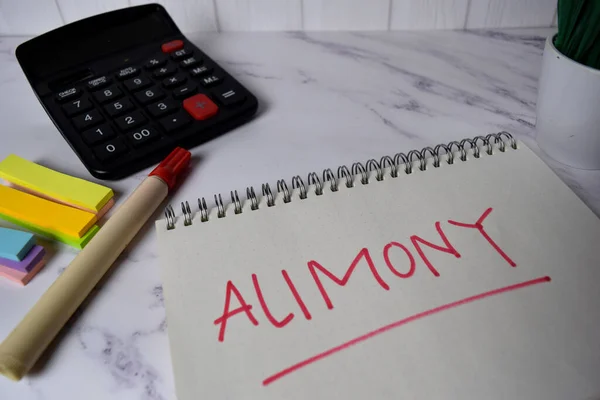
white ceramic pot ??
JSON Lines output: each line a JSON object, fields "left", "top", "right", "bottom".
{"left": 536, "top": 35, "right": 600, "bottom": 169}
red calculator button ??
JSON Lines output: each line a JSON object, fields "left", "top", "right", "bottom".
{"left": 161, "top": 40, "right": 184, "bottom": 53}
{"left": 183, "top": 94, "right": 219, "bottom": 120}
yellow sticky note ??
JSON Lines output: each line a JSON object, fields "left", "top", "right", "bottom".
{"left": 0, "top": 185, "right": 97, "bottom": 238}
{"left": 0, "top": 212, "right": 99, "bottom": 249}
{"left": 0, "top": 155, "right": 113, "bottom": 213}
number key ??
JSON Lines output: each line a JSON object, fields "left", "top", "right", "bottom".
{"left": 72, "top": 110, "right": 103, "bottom": 130}
{"left": 93, "top": 85, "right": 122, "bottom": 103}
{"left": 104, "top": 98, "right": 134, "bottom": 117}
{"left": 124, "top": 75, "right": 152, "bottom": 91}
{"left": 126, "top": 126, "right": 161, "bottom": 148}
{"left": 62, "top": 97, "right": 92, "bottom": 116}
{"left": 147, "top": 99, "right": 178, "bottom": 117}
{"left": 134, "top": 86, "right": 165, "bottom": 105}
{"left": 115, "top": 111, "right": 147, "bottom": 131}
{"left": 93, "top": 138, "right": 128, "bottom": 162}
{"left": 81, "top": 124, "right": 116, "bottom": 145}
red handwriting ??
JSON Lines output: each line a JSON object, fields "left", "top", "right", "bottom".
{"left": 214, "top": 208, "right": 519, "bottom": 343}
{"left": 308, "top": 248, "right": 390, "bottom": 310}
{"left": 448, "top": 207, "right": 517, "bottom": 267}
{"left": 383, "top": 242, "right": 416, "bottom": 278}
{"left": 214, "top": 281, "right": 259, "bottom": 342}
{"left": 262, "top": 276, "right": 551, "bottom": 386}
{"left": 410, "top": 222, "right": 461, "bottom": 277}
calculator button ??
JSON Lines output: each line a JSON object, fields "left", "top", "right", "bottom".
{"left": 115, "top": 111, "right": 147, "bottom": 131}
{"left": 190, "top": 65, "right": 212, "bottom": 77}
{"left": 147, "top": 99, "right": 178, "bottom": 118}
{"left": 93, "top": 85, "right": 122, "bottom": 103}
{"left": 62, "top": 97, "right": 92, "bottom": 116}
{"left": 72, "top": 110, "right": 103, "bottom": 130}
{"left": 180, "top": 57, "right": 200, "bottom": 68}
{"left": 153, "top": 65, "right": 177, "bottom": 78}
{"left": 145, "top": 55, "right": 168, "bottom": 69}
{"left": 126, "top": 126, "right": 161, "bottom": 147}
{"left": 87, "top": 76, "right": 111, "bottom": 90}
{"left": 81, "top": 124, "right": 116, "bottom": 145}
{"left": 134, "top": 86, "right": 165, "bottom": 105}
{"left": 199, "top": 74, "right": 222, "bottom": 87}
{"left": 161, "top": 40, "right": 184, "bottom": 53}
{"left": 183, "top": 94, "right": 219, "bottom": 121}
{"left": 159, "top": 111, "right": 192, "bottom": 133}
{"left": 173, "top": 83, "right": 197, "bottom": 99}
{"left": 213, "top": 88, "right": 246, "bottom": 106}
{"left": 162, "top": 73, "right": 187, "bottom": 88}
{"left": 124, "top": 75, "right": 152, "bottom": 91}
{"left": 104, "top": 98, "right": 134, "bottom": 117}
{"left": 55, "top": 87, "right": 80, "bottom": 102}
{"left": 116, "top": 66, "right": 139, "bottom": 80}
{"left": 93, "top": 138, "right": 128, "bottom": 161}
{"left": 171, "top": 48, "right": 192, "bottom": 60}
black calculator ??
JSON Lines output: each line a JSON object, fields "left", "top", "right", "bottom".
{"left": 16, "top": 4, "right": 258, "bottom": 180}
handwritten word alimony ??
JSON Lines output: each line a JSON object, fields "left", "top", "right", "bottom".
{"left": 214, "top": 207, "right": 519, "bottom": 343}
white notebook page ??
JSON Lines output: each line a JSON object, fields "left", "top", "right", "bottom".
{"left": 156, "top": 142, "right": 600, "bottom": 400}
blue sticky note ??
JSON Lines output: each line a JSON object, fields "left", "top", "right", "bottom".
{"left": 0, "top": 227, "right": 36, "bottom": 261}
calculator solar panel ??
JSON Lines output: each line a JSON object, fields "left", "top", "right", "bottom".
{"left": 16, "top": 4, "right": 258, "bottom": 180}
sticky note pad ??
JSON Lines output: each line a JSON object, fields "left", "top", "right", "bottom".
{"left": 0, "top": 245, "right": 45, "bottom": 273}
{"left": 0, "top": 227, "right": 35, "bottom": 261}
{"left": 0, "top": 154, "right": 113, "bottom": 213}
{"left": 0, "top": 256, "right": 47, "bottom": 286}
{"left": 0, "top": 211, "right": 99, "bottom": 249}
{"left": 0, "top": 185, "right": 97, "bottom": 238}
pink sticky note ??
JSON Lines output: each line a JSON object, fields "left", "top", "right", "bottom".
{"left": 0, "top": 257, "right": 47, "bottom": 286}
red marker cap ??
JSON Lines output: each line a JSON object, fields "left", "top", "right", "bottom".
{"left": 149, "top": 147, "right": 191, "bottom": 190}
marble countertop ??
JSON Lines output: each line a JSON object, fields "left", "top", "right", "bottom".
{"left": 1, "top": 28, "right": 599, "bottom": 400}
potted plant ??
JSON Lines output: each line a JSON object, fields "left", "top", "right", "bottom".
{"left": 536, "top": 0, "right": 600, "bottom": 169}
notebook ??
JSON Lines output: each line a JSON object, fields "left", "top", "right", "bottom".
{"left": 155, "top": 132, "right": 600, "bottom": 400}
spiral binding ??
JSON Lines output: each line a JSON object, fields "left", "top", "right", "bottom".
{"left": 163, "top": 132, "right": 517, "bottom": 230}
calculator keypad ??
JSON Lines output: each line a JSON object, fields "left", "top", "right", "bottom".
{"left": 51, "top": 38, "right": 255, "bottom": 178}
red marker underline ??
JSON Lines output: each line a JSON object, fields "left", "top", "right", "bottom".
{"left": 263, "top": 275, "right": 551, "bottom": 386}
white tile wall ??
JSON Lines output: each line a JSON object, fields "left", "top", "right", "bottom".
{"left": 0, "top": 0, "right": 558, "bottom": 36}
{"left": 390, "top": 0, "right": 470, "bottom": 30}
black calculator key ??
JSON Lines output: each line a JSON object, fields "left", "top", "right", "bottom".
{"left": 171, "top": 48, "right": 192, "bottom": 60}
{"left": 153, "top": 65, "right": 177, "bottom": 78}
{"left": 93, "top": 85, "right": 122, "bottom": 103}
{"left": 190, "top": 65, "right": 212, "bottom": 77}
{"left": 104, "top": 98, "right": 134, "bottom": 117}
{"left": 147, "top": 99, "right": 178, "bottom": 117}
{"left": 87, "top": 76, "right": 111, "bottom": 90}
{"left": 93, "top": 138, "right": 128, "bottom": 161}
{"left": 124, "top": 75, "right": 152, "bottom": 91}
{"left": 134, "top": 86, "right": 165, "bottom": 105}
{"left": 55, "top": 87, "right": 80, "bottom": 102}
{"left": 159, "top": 111, "right": 192, "bottom": 133}
{"left": 213, "top": 88, "right": 246, "bottom": 106}
{"left": 72, "top": 110, "right": 103, "bottom": 130}
{"left": 145, "top": 55, "right": 168, "bottom": 69}
{"left": 115, "top": 111, "right": 147, "bottom": 131}
{"left": 62, "top": 97, "right": 92, "bottom": 116}
{"left": 81, "top": 124, "right": 115, "bottom": 145}
{"left": 162, "top": 73, "right": 187, "bottom": 88}
{"left": 116, "top": 66, "right": 139, "bottom": 80}
{"left": 180, "top": 57, "right": 200, "bottom": 68}
{"left": 126, "top": 126, "right": 161, "bottom": 147}
{"left": 173, "top": 83, "right": 197, "bottom": 99}
{"left": 200, "top": 74, "right": 222, "bottom": 87}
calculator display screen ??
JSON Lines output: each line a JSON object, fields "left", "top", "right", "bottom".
{"left": 21, "top": 8, "right": 177, "bottom": 80}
